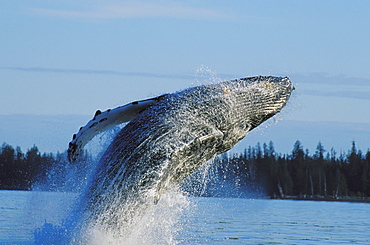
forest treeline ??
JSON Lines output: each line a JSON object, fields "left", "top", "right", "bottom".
{"left": 0, "top": 143, "right": 92, "bottom": 191}
{"left": 1, "top": 141, "right": 369, "bottom": 199}
{"left": 192, "top": 140, "right": 370, "bottom": 199}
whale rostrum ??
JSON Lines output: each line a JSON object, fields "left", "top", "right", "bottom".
{"left": 68, "top": 76, "right": 294, "bottom": 228}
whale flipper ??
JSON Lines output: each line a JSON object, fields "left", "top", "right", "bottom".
{"left": 68, "top": 94, "right": 168, "bottom": 163}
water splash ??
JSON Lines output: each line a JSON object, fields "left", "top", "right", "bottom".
{"left": 193, "top": 65, "right": 223, "bottom": 85}
{"left": 33, "top": 132, "right": 192, "bottom": 245}
{"left": 33, "top": 180, "right": 191, "bottom": 245}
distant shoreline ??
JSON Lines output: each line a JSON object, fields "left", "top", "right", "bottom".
{"left": 2, "top": 189, "right": 370, "bottom": 204}
{"left": 271, "top": 196, "right": 370, "bottom": 203}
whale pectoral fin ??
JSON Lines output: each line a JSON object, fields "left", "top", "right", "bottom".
{"left": 154, "top": 130, "right": 224, "bottom": 204}
{"left": 67, "top": 94, "right": 168, "bottom": 163}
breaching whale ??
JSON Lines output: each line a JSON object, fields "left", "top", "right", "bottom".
{"left": 68, "top": 76, "right": 294, "bottom": 233}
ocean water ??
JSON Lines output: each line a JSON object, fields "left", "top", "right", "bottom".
{"left": 1, "top": 190, "right": 369, "bottom": 244}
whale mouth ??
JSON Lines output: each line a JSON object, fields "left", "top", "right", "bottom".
{"left": 263, "top": 76, "right": 294, "bottom": 91}
{"left": 280, "top": 76, "right": 295, "bottom": 91}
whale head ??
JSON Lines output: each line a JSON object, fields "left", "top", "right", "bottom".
{"left": 225, "top": 76, "right": 294, "bottom": 130}
{"left": 174, "top": 76, "right": 294, "bottom": 143}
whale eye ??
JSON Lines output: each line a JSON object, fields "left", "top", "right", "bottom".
{"left": 223, "top": 88, "right": 231, "bottom": 94}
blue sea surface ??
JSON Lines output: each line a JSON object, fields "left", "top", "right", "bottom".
{"left": 178, "top": 197, "right": 370, "bottom": 244}
{"left": 0, "top": 190, "right": 77, "bottom": 244}
{"left": 1, "top": 190, "right": 369, "bottom": 244}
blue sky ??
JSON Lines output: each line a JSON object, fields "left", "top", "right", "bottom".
{"left": 1, "top": 1, "right": 370, "bottom": 154}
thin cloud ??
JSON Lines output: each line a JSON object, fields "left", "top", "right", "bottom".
{"left": 30, "top": 1, "right": 233, "bottom": 21}
{"left": 3, "top": 66, "right": 194, "bottom": 80}
{"left": 289, "top": 72, "right": 370, "bottom": 100}
{"left": 302, "top": 89, "right": 370, "bottom": 100}
{"left": 291, "top": 72, "right": 370, "bottom": 87}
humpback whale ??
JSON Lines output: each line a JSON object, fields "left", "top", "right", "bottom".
{"left": 68, "top": 76, "right": 294, "bottom": 234}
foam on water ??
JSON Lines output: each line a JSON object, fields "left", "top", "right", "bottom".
{"left": 69, "top": 188, "right": 191, "bottom": 245}
{"left": 33, "top": 174, "right": 192, "bottom": 245}
{"left": 33, "top": 128, "right": 194, "bottom": 245}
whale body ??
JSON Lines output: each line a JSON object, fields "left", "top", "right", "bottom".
{"left": 68, "top": 76, "right": 294, "bottom": 233}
